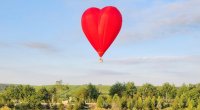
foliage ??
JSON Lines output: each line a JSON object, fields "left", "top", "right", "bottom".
{"left": 143, "top": 96, "right": 151, "bottom": 109}
{"left": 0, "top": 84, "right": 9, "bottom": 92}
{"left": 73, "top": 100, "right": 86, "bottom": 110}
{"left": 159, "top": 83, "right": 177, "bottom": 99}
{"left": 74, "top": 86, "right": 88, "bottom": 101}
{"left": 87, "top": 83, "right": 100, "bottom": 102}
{"left": 37, "top": 87, "right": 51, "bottom": 103}
{"left": 120, "top": 96, "right": 128, "bottom": 109}
{"left": 0, "top": 82, "right": 200, "bottom": 110}
{"left": 186, "top": 98, "right": 194, "bottom": 110}
{"left": 97, "top": 95, "right": 104, "bottom": 108}
{"left": 112, "top": 94, "right": 121, "bottom": 110}
{"left": 197, "top": 101, "right": 200, "bottom": 110}
{"left": 172, "top": 96, "right": 180, "bottom": 110}
{"left": 135, "top": 97, "right": 143, "bottom": 110}
{"left": 127, "top": 98, "right": 134, "bottom": 110}
{"left": 157, "top": 96, "right": 164, "bottom": 109}
{"left": 109, "top": 82, "right": 126, "bottom": 97}
{"left": 124, "top": 82, "right": 137, "bottom": 98}
{"left": 138, "top": 83, "right": 158, "bottom": 98}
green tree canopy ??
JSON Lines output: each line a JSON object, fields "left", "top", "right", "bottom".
{"left": 109, "top": 82, "right": 126, "bottom": 97}
{"left": 135, "top": 97, "right": 143, "bottom": 110}
{"left": 159, "top": 83, "right": 177, "bottom": 99}
{"left": 86, "top": 83, "right": 100, "bottom": 101}
{"left": 37, "top": 87, "right": 51, "bottom": 103}
{"left": 97, "top": 95, "right": 104, "bottom": 108}
{"left": 112, "top": 94, "right": 121, "bottom": 110}
{"left": 138, "top": 83, "right": 157, "bottom": 98}
{"left": 124, "top": 82, "right": 137, "bottom": 98}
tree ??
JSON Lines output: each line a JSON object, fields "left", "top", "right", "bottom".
{"left": 0, "top": 95, "right": 4, "bottom": 108}
{"left": 2, "top": 89, "right": 11, "bottom": 103}
{"left": 28, "top": 94, "right": 42, "bottom": 109}
{"left": 187, "top": 87, "right": 200, "bottom": 107}
{"left": 159, "top": 83, "right": 177, "bottom": 99}
{"left": 37, "top": 87, "right": 51, "bottom": 103}
{"left": 178, "top": 94, "right": 187, "bottom": 108}
{"left": 3, "top": 85, "right": 15, "bottom": 101}
{"left": 188, "top": 84, "right": 196, "bottom": 90}
{"left": 86, "top": 83, "right": 100, "bottom": 102}
{"left": 23, "top": 85, "right": 36, "bottom": 102}
{"left": 97, "top": 95, "right": 104, "bottom": 108}
{"left": 186, "top": 99, "right": 194, "bottom": 110}
{"left": 197, "top": 101, "right": 200, "bottom": 110}
{"left": 106, "top": 96, "right": 112, "bottom": 108}
{"left": 151, "top": 96, "right": 156, "bottom": 110}
{"left": 3, "top": 85, "right": 24, "bottom": 103}
{"left": 97, "top": 95, "right": 112, "bottom": 109}
{"left": 127, "top": 98, "right": 133, "bottom": 110}
{"left": 177, "top": 84, "right": 188, "bottom": 97}
{"left": 135, "top": 97, "right": 143, "bottom": 110}
{"left": 138, "top": 83, "right": 157, "bottom": 98}
{"left": 109, "top": 82, "right": 126, "bottom": 97}
{"left": 112, "top": 94, "right": 121, "bottom": 110}
{"left": 156, "top": 96, "right": 164, "bottom": 109}
{"left": 49, "top": 86, "right": 57, "bottom": 103}
{"left": 172, "top": 96, "right": 179, "bottom": 110}
{"left": 58, "top": 103, "right": 64, "bottom": 110}
{"left": 143, "top": 96, "right": 151, "bottom": 109}
{"left": 14, "top": 85, "right": 24, "bottom": 102}
{"left": 73, "top": 100, "right": 85, "bottom": 110}
{"left": 49, "top": 84, "right": 69, "bottom": 103}
{"left": 66, "top": 103, "right": 73, "bottom": 110}
{"left": 74, "top": 87, "right": 88, "bottom": 101}
{"left": 125, "top": 82, "right": 137, "bottom": 98}
{"left": 120, "top": 96, "right": 127, "bottom": 109}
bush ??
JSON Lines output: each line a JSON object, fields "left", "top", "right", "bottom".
{"left": 0, "top": 102, "right": 4, "bottom": 108}
{"left": 58, "top": 103, "right": 65, "bottom": 110}
{"left": 14, "top": 103, "right": 29, "bottom": 110}
{"left": 7, "top": 102, "right": 14, "bottom": 108}
{"left": 97, "top": 95, "right": 104, "bottom": 108}
{"left": 73, "top": 100, "right": 85, "bottom": 110}
{"left": 50, "top": 104, "right": 58, "bottom": 110}
{"left": 45, "top": 103, "right": 51, "bottom": 109}
{"left": 66, "top": 104, "right": 73, "bottom": 110}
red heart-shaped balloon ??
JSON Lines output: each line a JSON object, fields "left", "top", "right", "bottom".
{"left": 81, "top": 6, "right": 122, "bottom": 58}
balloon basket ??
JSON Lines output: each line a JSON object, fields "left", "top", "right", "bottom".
{"left": 99, "top": 57, "right": 103, "bottom": 63}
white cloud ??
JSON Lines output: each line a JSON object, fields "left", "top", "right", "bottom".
{"left": 87, "top": 69, "right": 131, "bottom": 76}
{"left": 0, "top": 42, "right": 10, "bottom": 48}
{"left": 23, "top": 42, "right": 58, "bottom": 53}
{"left": 108, "top": 55, "right": 200, "bottom": 65}
{"left": 121, "top": 0, "right": 200, "bottom": 42}
{"left": 103, "top": 55, "right": 200, "bottom": 86}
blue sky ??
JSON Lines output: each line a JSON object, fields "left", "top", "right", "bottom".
{"left": 0, "top": 0, "right": 200, "bottom": 85}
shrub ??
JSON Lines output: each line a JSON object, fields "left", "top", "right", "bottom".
{"left": 7, "top": 102, "right": 14, "bottom": 108}
{"left": 0, "top": 102, "right": 4, "bottom": 108}
{"left": 58, "top": 103, "right": 65, "bottom": 110}
{"left": 14, "top": 103, "right": 29, "bottom": 110}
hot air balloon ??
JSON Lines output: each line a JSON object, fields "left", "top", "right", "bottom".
{"left": 81, "top": 6, "right": 122, "bottom": 62}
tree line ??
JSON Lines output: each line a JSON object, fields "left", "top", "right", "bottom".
{"left": 0, "top": 82, "right": 200, "bottom": 110}
{"left": 97, "top": 82, "right": 200, "bottom": 110}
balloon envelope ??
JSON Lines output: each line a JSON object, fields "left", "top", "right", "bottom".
{"left": 81, "top": 6, "right": 122, "bottom": 57}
